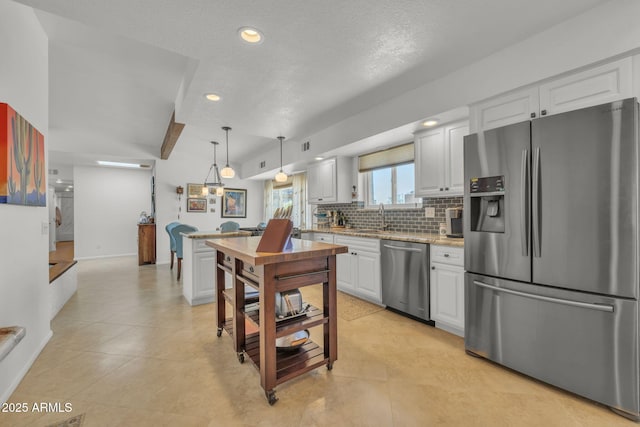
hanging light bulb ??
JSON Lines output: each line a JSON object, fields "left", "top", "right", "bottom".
{"left": 216, "top": 186, "right": 224, "bottom": 196}
{"left": 220, "top": 126, "right": 236, "bottom": 178}
{"left": 275, "top": 136, "right": 288, "bottom": 182}
{"left": 203, "top": 141, "right": 224, "bottom": 193}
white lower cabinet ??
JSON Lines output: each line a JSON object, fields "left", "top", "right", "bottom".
{"left": 335, "top": 235, "right": 381, "bottom": 304}
{"left": 430, "top": 245, "right": 464, "bottom": 337}
{"left": 183, "top": 238, "right": 217, "bottom": 306}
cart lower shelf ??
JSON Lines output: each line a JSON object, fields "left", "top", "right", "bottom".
{"left": 218, "top": 320, "right": 331, "bottom": 385}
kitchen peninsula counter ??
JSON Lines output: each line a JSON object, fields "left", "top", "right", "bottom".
{"left": 181, "top": 230, "right": 252, "bottom": 306}
{"left": 301, "top": 228, "right": 464, "bottom": 247}
{"left": 206, "top": 236, "right": 347, "bottom": 405}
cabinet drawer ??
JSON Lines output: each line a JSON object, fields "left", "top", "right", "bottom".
{"left": 241, "top": 262, "right": 260, "bottom": 284}
{"left": 430, "top": 245, "right": 464, "bottom": 266}
{"left": 334, "top": 236, "right": 380, "bottom": 253}
{"left": 313, "top": 233, "right": 334, "bottom": 243}
{"left": 193, "top": 239, "right": 214, "bottom": 252}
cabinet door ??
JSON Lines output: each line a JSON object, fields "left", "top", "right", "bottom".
{"left": 414, "top": 129, "right": 445, "bottom": 196}
{"left": 336, "top": 252, "right": 356, "bottom": 293}
{"left": 355, "top": 251, "right": 381, "bottom": 303}
{"left": 430, "top": 262, "right": 464, "bottom": 334}
{"left": 194, "top": 251, "right": 216, "bottom": 300}
{"left": 444, "top": 122, "right": 468, "bottom": 195}
{"left": 538, "top": 57, "right": 632, "bottom": 117}
{"left": 470, "top": 87, "right": 539, "bottom": 133}
{"left": 308, "top": 158, "right": 337, "bottom": 202}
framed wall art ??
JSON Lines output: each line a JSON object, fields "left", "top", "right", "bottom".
{"left": 187, "top": 198, "right": 207, "bottom": 212}
{"left": 186, "top": 183, "right": 205, "bottom": 198}
{"left": 221, "top": 188, "right": 247, "bottom": 218}
{"left": 1, "top": 103, "right": 46, "bottom": 206}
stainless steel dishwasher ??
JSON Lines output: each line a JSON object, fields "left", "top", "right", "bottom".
{"left": 381, "top": 240, "right": 432, "bottom": 323}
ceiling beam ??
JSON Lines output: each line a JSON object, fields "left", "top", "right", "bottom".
{"left": 160, "top": 110, "right": 185, "bottom": 160}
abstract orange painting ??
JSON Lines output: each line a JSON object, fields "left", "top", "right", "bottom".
{"left": 0, "top": 103, "right": 45, "bottom": 206}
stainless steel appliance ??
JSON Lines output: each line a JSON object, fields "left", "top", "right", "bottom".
{"left": 381, "top": 240, "right": 432, "bottom": 322}
{"left": 445, "top": 207, "right": 463, "bottom": 237}
{"left": 464, "top": 98, "right": 639, "bottom": 420}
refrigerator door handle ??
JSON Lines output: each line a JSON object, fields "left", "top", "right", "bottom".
{"left": 472, "top": 280, "right": 614, "bottom": 312}
{"left": 532, "top": 147, "right": 541, "bottom": 257}
{"left": 521, "top": 149, "right": 529, "bottom": 256}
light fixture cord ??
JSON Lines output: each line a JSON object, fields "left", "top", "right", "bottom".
{"left": 279, "top": 137, "right": 284, "bottom": 171}
{"left": 225, "top": 128, "right": 230, "bottom": 167}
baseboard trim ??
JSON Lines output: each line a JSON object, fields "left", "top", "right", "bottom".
{"left": 74, "top": 253, "right": 136, "bottom": 260}
{"left": 0, "top": 329, "right": 52, "bottom": 404}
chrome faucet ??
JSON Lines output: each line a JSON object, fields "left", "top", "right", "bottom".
{"left": 379, "top": 203, "right": 387, "bottom": 231}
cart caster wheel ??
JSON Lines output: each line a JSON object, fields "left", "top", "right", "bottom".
{"left": 216, "top": 328, "right": 222, "bottom": 337}
{"left": 266, "top": 390, "right": 278, "bottom": 405}
{"left": 327, "top": 362, "right": 333, "bottom": 371}
{"left": 237, "top": 352, "right": 245, "bottom": 363}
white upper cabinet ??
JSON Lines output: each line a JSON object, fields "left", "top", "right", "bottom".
{"left": 538, "top": 57, "right": 633, "bottom": 116}
{"left": 307, "top": 156, "right": 353, "bottom": 204}
{"left": 470, "top": 57, "right": 633, "bottom": 133}
{"left": 415, "top": 121, "right": 468, "bottom": 197}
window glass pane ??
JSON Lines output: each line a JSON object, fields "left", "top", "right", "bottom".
{"left": 371, "top": 168, "right": 392, "bottom": 205}
{"left": 395, "top": 163, "right": 416, "bottom": 204}
{"left": 271, "top": 186, "right": 293, "bottom": 217}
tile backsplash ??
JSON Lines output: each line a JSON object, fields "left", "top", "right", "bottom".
{"left": 315, "top": 196, "right": 463, "bottom": 233}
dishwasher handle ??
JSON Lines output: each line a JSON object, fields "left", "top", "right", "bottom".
{"left": 383, "top": 244, "right": 422, "bottom": 253}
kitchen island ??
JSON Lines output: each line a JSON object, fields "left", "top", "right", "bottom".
{"left": 206, "top": 236, "right": 347, "bottom": 405}
{"left": 181, "top": 230, "right": 252, "bottom": 305}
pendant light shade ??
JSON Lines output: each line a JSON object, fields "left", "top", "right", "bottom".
{"left": 220, "top": 126, "right": 236, "bottom": 179}
{"left": 275, "top": 136, "right": 288, "bottom": 182}
{"left": 203, "top": 141, "right": 224, "bottom": 194}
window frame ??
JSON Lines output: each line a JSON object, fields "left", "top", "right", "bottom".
{"left": 362, "top": 163, "right": 422, "bottom": 210}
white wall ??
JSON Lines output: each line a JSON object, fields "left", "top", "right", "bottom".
{"left": 0, "top": 0, "right": 50, "bottom": 404}
{"left": 154, "top": 141, "right": 264, "bottom": 265}
{"left": 74, "top": 165, "right": 152, "bottom": 259}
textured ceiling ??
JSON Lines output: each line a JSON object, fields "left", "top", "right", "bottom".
{"left": 14, "top": 0, "right": 608, "bottom": 171}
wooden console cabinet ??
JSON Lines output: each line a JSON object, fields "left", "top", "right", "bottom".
{"left": 206, "top": 236, "right": 347, "bottom": 405}
{"left": 138, "top": 224, "right": 156, "bottom": 265}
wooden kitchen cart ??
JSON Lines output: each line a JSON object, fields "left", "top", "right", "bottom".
{"left": 206, "top": 236, "right": 347, "bottom": 405}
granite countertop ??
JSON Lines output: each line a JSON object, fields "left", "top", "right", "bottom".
{"left": 182, "top": 230, "right": 252, "bottom": 239}
{"left": 0, "top": 326, "right": 26, "bottom": 362}
{"left": 300, "top": 228, "right": 464, "bottom": 248}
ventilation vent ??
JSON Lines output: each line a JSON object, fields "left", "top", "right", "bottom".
{"left": 260, "top": 161, "right": 266, "bottom": 169}
{"left": 301, "top": 141, "right": 310, "bottom": 152}
{"left": 48, "top": 169, "right": 59, "bottom": 175}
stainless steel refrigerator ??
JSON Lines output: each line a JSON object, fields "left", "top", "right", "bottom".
{"left": 463, "top": 98, "right": 639, "bottom": 420}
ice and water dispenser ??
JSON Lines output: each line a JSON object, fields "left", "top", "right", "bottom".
{"left": 469, "top": 175, "right": 505, "bottom": 233}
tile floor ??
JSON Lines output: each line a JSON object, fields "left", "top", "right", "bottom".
{"left": 2, "top": 256, "right": 635, "bottom": 426}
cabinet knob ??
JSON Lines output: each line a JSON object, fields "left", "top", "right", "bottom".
{"left": 249, "top": 266, "right": 254, "bottom": 273}
{"left": 439, "top": 188, "right": 444, "bottom": 191}
{"left": 318, "top": 198, "right": 323, "bottom": 201}
{"left": 445, "top": 187, "right": 449, "bottom": 191}
{"left": 541, "top": 109, "right": 547, "bottom": 116}
{"left": 530, "top": 112, "right": 536, "bottom": 118}
{"left": 431, "top": 266, "right": 436, "bottom": 270}
{"left": 444, "top": 253, "right": 450, "bottom": 257}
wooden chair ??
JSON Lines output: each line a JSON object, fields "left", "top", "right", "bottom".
{"left": 169, "top": 224, "right": 198, "bottom": 280}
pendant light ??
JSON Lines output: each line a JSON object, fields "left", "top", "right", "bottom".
{"left": 203, "top": 141, "right": 225, "bottom": 196}
{"left": 220, "top": 126, "right": 235, "bottom": 179}
{"left": 275, "top": 136, "right": 288, "bottom": 182}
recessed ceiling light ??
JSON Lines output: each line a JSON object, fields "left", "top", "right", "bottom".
{"left": 55, "top": 178, "right": 62, "bottom": 184}
{"left": 422, "top": 119, "right": 439, "bottom": 127}
{"left": 97, "top": 161, "right": 145, "bottom": 169}
{"left": 238, "top": 27, "right": 264, "bottom": 44}
{"left": 205, "top": 93, "right": 221, "bottom": 102}
{"left": 314, "top": 157, "right": 324, "bottom": 161}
